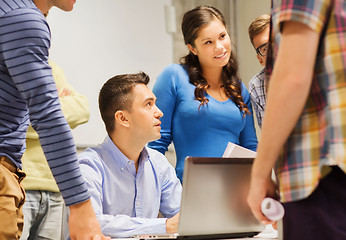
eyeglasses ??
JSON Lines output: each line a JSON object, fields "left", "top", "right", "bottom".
{"left": 255, "top": 42, "right": 268, "bottom": 57}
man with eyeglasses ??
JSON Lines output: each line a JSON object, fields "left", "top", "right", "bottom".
{"left": 248, "top": 14, "right": 270, "bottom": 128}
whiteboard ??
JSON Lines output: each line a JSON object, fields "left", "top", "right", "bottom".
{"left": 48, "top": 0, "right": 174, "bottom": 146}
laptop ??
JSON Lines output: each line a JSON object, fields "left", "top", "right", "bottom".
{"left": 134, "top": 157, "right": 265, "bottom": 240}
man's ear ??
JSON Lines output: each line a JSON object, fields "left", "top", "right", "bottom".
{"left": 114, "top": 110, "right": 129, "bottom": 128}
{"left": 187, "top": 44, "right": 197, "bottom": 55}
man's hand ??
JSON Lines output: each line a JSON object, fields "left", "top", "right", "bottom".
{"left": 247, "top": 174, "right": 277, "bottom": 225}
{"left": 166, "top": 212, "right": 180, "bottom": 233}
{"left": 69, "top": 199, "right": 110, "bottom": 240}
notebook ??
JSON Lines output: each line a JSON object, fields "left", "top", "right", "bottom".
{"left": 134, "top": 157, "right": 265, "bottom": 240}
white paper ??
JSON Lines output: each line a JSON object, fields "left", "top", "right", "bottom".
{"left": 254, "top": 224, "right": 278, "bottom": 239}
{"left": 222, "top": 142, "right": 257, "bottom": 158}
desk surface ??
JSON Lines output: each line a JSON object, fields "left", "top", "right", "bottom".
{"left": 112, "top": 238, "right": 275, "bottom": 240}
{"left": 111, "top": 230, "right": 277, "bottom": 240}
{"left": 111, "top": 224, "right": 278, "bottom": 240}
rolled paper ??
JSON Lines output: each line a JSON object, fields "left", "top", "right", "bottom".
{"left": 261, "top": 197, "right": 285, "bottom": 221}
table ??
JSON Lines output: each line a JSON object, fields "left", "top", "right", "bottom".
{"left": 111, "top": 223, "right": 280, "bottom": 240}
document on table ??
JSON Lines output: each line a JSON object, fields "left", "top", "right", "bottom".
{"left": 222, "top": 142, "right": 257, "bottom": 158}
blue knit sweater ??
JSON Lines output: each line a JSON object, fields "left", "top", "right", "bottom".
{"left": 148, "top": 64, "right": 258, "bottom": 182}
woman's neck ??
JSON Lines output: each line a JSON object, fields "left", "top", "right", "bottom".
{"left": 202, "top": 67, "right": 228, "bottom": 101}
{"left": 202, "top": 67, "right": 223, "bottom": 89}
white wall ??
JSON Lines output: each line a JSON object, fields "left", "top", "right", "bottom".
{"left": 47, "top": 0, "right": 174, "bottom": 146}
{"left": 235, "top": 0, "right": 271, "bottom": 86}
{"left": 46, "top": 0, "right": 270, "bottom": 147}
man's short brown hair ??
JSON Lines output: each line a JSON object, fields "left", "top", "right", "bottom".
{"left": 98, "top": 72, "right": 150, "bottom": 134}
{"left": 248, "top": 14, "right": 270, "bottom": 46}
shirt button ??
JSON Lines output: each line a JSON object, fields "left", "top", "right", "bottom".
{"left": 121, "top": 167, "right": 124, "bottom": 172}
{"left": 137, "top": 202, "right": 140, "bottom": 206}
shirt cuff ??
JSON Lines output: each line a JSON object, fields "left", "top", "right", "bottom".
{"left": 147, "top": 217, "right": 167, "bottom": 234}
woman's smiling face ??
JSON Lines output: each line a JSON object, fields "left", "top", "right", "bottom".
{"left": 188, "top": 18, "right": 231, "bottom": 70}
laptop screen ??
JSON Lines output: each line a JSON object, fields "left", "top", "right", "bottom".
{"left": 178, "top": 157, "right": 265, "bottom": 237}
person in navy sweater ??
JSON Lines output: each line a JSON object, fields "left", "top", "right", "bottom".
{"left": 0, "top": 0, "right": 108, "bottom": 239}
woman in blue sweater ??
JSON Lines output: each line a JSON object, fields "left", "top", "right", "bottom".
{"left": 148, "top": 6, "right": 257, "bottom": 182}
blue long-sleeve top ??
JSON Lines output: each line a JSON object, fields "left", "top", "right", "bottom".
{"left": 148, "top": 64, "right": 258, "bottom": 182}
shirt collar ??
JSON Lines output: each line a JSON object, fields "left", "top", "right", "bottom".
{"left": 102, "top": 135, "right": 150, "bottom": 172}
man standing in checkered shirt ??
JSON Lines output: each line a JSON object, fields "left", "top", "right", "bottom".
{"left": 248, "top": 1, "right": 346, "bottom": 239}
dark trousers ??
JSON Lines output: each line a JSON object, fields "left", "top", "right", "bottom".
{"left": 282, "top": 166, "right": 346, "bottom": 240}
